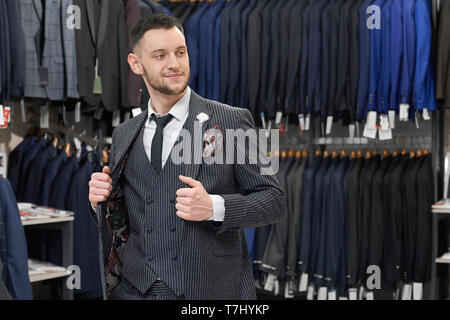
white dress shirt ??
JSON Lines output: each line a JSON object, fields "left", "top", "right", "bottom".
{"left": 93, "top": 87, "right": 224, "bottom": 221}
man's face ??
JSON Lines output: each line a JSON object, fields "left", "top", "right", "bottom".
{"left": 137, "top": 27, "right": 190, "bottom": 96}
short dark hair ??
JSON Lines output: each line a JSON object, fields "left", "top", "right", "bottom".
{"left": 129, "top": 14, "right": 184, "bottom": 51}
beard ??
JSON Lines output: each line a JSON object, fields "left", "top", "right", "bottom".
{"left": 143, "top": 65, "right": 189, "bottom": 96}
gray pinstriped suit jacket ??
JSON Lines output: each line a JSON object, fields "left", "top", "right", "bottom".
{"left": 92, "top": 90, "right": 287, "bottom": 299}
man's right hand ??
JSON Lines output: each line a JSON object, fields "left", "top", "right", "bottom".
{"left": 89, "top": 166, "right": 113, "bottom": 208}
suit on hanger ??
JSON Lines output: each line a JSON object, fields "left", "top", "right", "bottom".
{"left": 50, "top": 155, "right": 79, "bottom": 210}
{"left": 390, "top": 0, "right": 403, "bottom": 112}
{"left": 18, "top": 138, "right": 46, "bottom": 201}
{"left": 436, "top": 0, "right": 450, "bottom": 107}
{"left": 40, "top": 150, "right": 69, "bottom": 207}
{"left": 298, "top": 1, "right": 314, "bottom": 115}
{"left": 7, "top": 135, "right": 34, "bottom": 198}
{"left": 74, "top": 0, "right": 128, "bottom": 111}
{"left": 349, "top": 0, "right": 364, "bottom": 121}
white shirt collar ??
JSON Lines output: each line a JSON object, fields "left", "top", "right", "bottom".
{"left": 147, "top": 87, "right": 191, "bottom": 121}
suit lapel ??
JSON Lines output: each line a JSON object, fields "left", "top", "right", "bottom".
{"left": 85, "top": 0, "right": 97, "bottom": 46}
{"left": 97, "top": 0, "right": 110, "bottom": 53}
{"left": 183, "top": 91, "right": 213, "bottom": 181}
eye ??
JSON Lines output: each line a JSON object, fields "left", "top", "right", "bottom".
{"left": 155, "top": 54, "right": 164, "bottom": 59}
{"left": 177, "top": 51, "right": 185, "bottom": 56}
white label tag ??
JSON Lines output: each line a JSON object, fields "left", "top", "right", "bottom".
{"left": 349, "top": 288, "right": 358, "bottom": 300}
{"left": 75, "top": 101, "right": 81, "bottom": 123}
{"left": 306, "top": 284, "right": 315, "bottom": 300}
{"left": 328, "top": 290, "right": 337, "bottom": 300}
{"left": 349, "top": 124, "right": 356, "bottom": 138}
{"left": 422, "top": 108, "right": 431, "bottom": 120}
{"left": 275, "top": 111, "right": 283, "bottom": 126}
{"left": 132, "top": 107, "right": 142, "bottom": 117}
{"left": 401, "top": 284, "right": 412, "bottom": 300}
{"left": 112, "top": 110, "right": 121, "bottom": 127}
{"left": 388, "top": 110, "right": 396, "bottom": 129}
{"left": 20, "top": 99, "right": 27, "bottom": 123}
{"left": 0, "top": 105, "right": 4, "bottom": 126}
{"left": 284, "top": 281, "right": 294, "bottom": 299}
{"left": 359, "top": 286, "right": 365, "bottom": 300}
{"left": 40, "top": 105, "right": 49, "bottom": 128}
{"left": 326, "top": 116, "right": 333, "bottom": 135}
{"left": 339, "top": 296, "right": 348, "bottom": 300}
{"left": 305, "top": 114, "right": 311, "bottom": 131}
{"left": 260, "top": 112, "right": 266, "bottom": 129}
{"left": 298, "top": 114, "right": 305, "bottom": 130}
{"left": 413, "top": 283, "right": 423, "bottom": 300}
{"left": 4, "top": 106, "right": 10, "bottom": 123}
{"left": 298, "top": 272, "right": 308, "bottom": 292}
{"left": 366, "top": 292, "right": 374, "bottom": 300}
{"left": 399, "top": 103, "right": 409, "bottom": 121}
{"left": 379, "top": 115, "right": 392, "bottom": 141}
{"left": 317, "top": 287, "right": 328, "bottom": 300}
{"left": 363, "top": 111, "right": 377, "bottom": 139}
{"left": 264, "top": 274, "right": 277, "bottom": 292}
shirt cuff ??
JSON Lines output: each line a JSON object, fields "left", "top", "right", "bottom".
{"left": 207, "top": 195, "right": 225, "bottom": 222}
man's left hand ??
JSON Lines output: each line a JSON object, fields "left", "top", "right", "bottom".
{"left": 176, "top": 175, "right": 213, "bottom": 221}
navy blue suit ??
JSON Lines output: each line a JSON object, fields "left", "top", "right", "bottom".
{"left": 380, "top": 0, "right": 392, "bottom": 114}
{"left": 320, "top": 1, "right": 335, "bottom": 120}
{"left": 7, "top": 135, "right": 34, "bottom": 198}
{"left": 40, "top": 150, "right": 69, "bottom": 207}
{"left": 219, "top": 0, "right": 237, "bottom": 103}
{"left": 390, "top": 0, "right": 403, "bottom": 112}
{"left": 0, "top": 177, "right": 32, "bottom": 300}
{"left": 18, "top": 138, "right": 46, "bottom": 201}
{"left": 399, "top": 0, "right": 415, "bottom": 108}
{"left": 50, "top": 155, "right": 79, "bottom": 210}
{"left": 22, "top": 144, "right": 57, "bottom": 204}
{"left": 356, "top": 0, "right": 374, "bottom": 120}
{"left": 67, "top": 159, "right": 103, "bottom": 298}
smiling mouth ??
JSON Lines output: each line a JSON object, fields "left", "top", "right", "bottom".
{"left": 165, "top": 74, "right": 183, "bottom": 79}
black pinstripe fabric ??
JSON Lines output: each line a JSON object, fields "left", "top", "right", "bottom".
{"left": 93, "top": 90, "right": 287, "bottom": 300}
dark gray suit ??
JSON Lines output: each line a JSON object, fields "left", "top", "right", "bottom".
{"left": 92, "top": 90, "right": 286, "bottom": 299}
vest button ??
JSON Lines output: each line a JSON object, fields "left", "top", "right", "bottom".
{"left": 148, "top": 256, "right": 154, "bottom": 262}
{"left": 172, "top": 255, "right": 177, "bottom": 261}
{"left": 170, "top": 226, "right": 176, "bottom": 232}
{"left": 148, "top": 227, "right": 153, "bottom": 233}
{"left": 169, "top": 199, "right": 175, "bottom": 204}
{"left": 147, "top": 199, "right": 153, "bottom": 205}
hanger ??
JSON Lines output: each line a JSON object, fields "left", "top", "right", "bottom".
{"left": 356, "top": 150, "right": 363, "bottom": 158}
{"left": 416, "top": 149, "right": 423, "bottom": 157}
{"left": 392, "top": 149, "right": 399, "bottom": 157}
{"left": 331, "top": 151, "right": 339, "bottom": 159}
{"left": 365, "top": 150, "right": 372, "bottom": 159}
{"left": 302, "top": 150, "right": 308, "bottom": 158}
{"left": 340, "top": 149, "right": 347, "bottom": 158}
{"left": 274, "top": 150, "right": 280, "bottom": 157}
{"left": 315, "top": 149, "right": 322, "bottom": 157}
{"left": 323, "top": 150, "right": 330, "bottom": 158}
{"left": 401, "top": 148, "right": 407, "bottom": 156}
{"left": 295, "top": 150, "right": 302, "bottom": 159}
{"left": 281, "top": 150, "right": 288, "bottom": 159}
{"left": 424, "top": 149, "right": 430, "bottom": 155}
{"left": 409, "top": 151, "right": 416, "bottom": 159}
{"left": 102, "top": 148, "right": 109, "bottom": 163}
{"left": 52, "top": 137, "right": 58, "bottom": 148}
{"left": 350, "top": 150, "right": 356, "bottom": 159}
{"left": 64, "top": 143, "right": 72, "bottom": 158}
{"left": 383, "top": 150, "right": 389, "bottom": 158}
{"left": 288, "top": 149, "right": 295, "bottom": 158}
{"left": 372, "top": 149, "right": 379, "bottom": 156}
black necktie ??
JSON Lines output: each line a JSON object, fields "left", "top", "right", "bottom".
{"left": 150, "top": 113, "right": 173, "bottom": 174}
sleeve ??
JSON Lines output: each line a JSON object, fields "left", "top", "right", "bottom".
{"left": 214, "top": 109, "right": 287, "bottom": 234}
{"left": 207, "top": 195, "right": 225, "bottom": 222}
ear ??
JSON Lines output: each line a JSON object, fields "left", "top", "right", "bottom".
{"left": 128, "top": 53, "right": 144, "bottom": 76}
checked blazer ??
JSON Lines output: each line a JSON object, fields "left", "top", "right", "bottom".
{"left": 90, "top": 90, "right": 287, "bottom": 299}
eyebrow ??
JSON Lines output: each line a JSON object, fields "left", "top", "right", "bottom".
{"left": 150, "top": 46, "right": 187, "bottom": 54}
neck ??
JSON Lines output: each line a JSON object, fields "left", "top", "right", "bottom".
{"left": 148, "top": 88, "right": 187, "bottom": 115}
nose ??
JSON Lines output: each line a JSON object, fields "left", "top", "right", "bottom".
{"left": 167, "top": 52, "right": 181, "bottom": 70}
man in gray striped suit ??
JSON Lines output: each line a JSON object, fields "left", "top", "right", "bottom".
{"left": 89, "top": 14, "right": 286, "bottom": 300}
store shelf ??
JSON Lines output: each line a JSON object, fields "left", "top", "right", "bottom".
{"left": 22, "top": 216, "right": 74, "bottom": 226}
{"left": 29, "top": 269, "right": 72, "bottom": 283}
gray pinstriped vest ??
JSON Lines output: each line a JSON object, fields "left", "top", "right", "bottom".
{"left": 118, "top": 120, "right": 185, "bottom": 295}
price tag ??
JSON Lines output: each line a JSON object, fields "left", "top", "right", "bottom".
{"left": 40, "top": 105, "right": 49, "bottom": 129}
{"left": 358, "top": 286, "right": 365, "bottom": 300}
{"left": 366, "top": 292, "right": 374, "bottom": 300}
{"left": 275, "top": 111, "right": 283, "bottom": 126}
{"left": 326, "top": 116, "right": 333, "bottom": 135}
{"left": 349, "top": 124, "right": 355, "bottom": 138}
{"left": 298, "top": 114, "right": 305, "bottom": 130}
{"left": 305, "top": 114, "right": 311, "bottom": 131}
{"left": 317, "top": 287, "right": 328, "bottom": 300}
{"left": 363, "top": 111, "right": 377, "bottom": 139}
{"left": 328, "top": 289, "right": 337, "bottom": 300}
{"left": 264, "top": 274, "right": 277, "bottom": 292}
{"left": 401, "top": 284, "right": 412, "bottom": 300}
{"left": 349, "top": 288, "right": 358, "bottom": 300}
{"left": 399, "top": 103, "right": 409, "bottom": 121}
{"left": 306, "top": 284, "right": 315, "bottom": 300}
{"left": 132, "top": 107, "right": 142, "bottom": 117}
{"left": 75, "top": 101, "right": 81, "bottom": 123}
{"left": 284, "top": 280, "right": 295, "bottom": 299}
{"left": 413, "top": 283, "right": 423, "bottom": 300}
{"left": 298, "top": 272, "right": 308, "bottom": 292}
{"left": 379, "top": 115, "right": 392, "bottom": 141}
{"left": 112, "top": 110, "right": 121, "bottom": 127}
{"left": 4, "top": 106, "right": 10, "bottom": 123}
{"left": 388, "top": 110, "right": 395, "bottom": 129}
{"left": 20, "top": 99, "right": 27, "bottom": 123}
{"left": 0, "top": 105, "right": 4, "bottom": 126}
{"left": 422, "top": 108, "right": 431, "bottom": 120}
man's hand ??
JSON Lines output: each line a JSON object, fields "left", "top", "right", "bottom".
{"left": 89, "top": 166, "right": 113, "bottom": 208}
{"left": 176, "top": 175, "right": 213, "bottom": 221}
